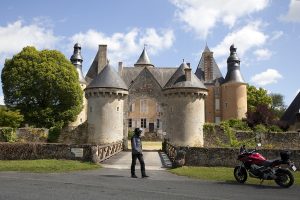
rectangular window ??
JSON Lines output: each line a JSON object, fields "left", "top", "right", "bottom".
{"left": 129, "top": 103, "right": 135, "bottom": 112}
{"left": 128, "top": 119, "right": 132, "bottom": 128}
{"left": 214, "top": 87, "right": 220, "bottom": 96}
{"left": 140, "top": 99, "right": 148, "bottom": 113}
{"left": 215, "top": 117, "right": 221, "bottom": 124}
{"left": 215, "top": 99, "right": 220, "bottom": 111}
{"left": 156, "top": 103, "right": 160, "bottom": 113}
{"left": 157, "top": 119, "right": 160, "bottom": 128}
{"left": 141, "top": 118, "right": 147, "bottom": 128}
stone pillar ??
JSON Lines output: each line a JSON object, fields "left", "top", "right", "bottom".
{"left": 221, "top": 82, "right": 247, "bottom": 120}
{"left": 164, "top": 89, "right": 207, "bottom": 147}
{"left": 85, "top": 88, "right": 128, "bottom": 144}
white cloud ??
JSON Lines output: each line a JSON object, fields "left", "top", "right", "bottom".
{"left": 270, "top": 31, "right": 283, "bottom": 41}
{"left": 250, "top": 69, "right": 283, "bottom": 86}
{"left": 212, "top": 21, "right": 268, "bottom": 58}
{"left": 171, "top": 0, "right": 269, "bottom": 38}
{"left": 253, "top": 48, "right": 272, "bottom": 60}
{"left": 70, "top": 28, "right": 175, "bottom": 64}
{"left": 0, "top": 20, "right": 59, "bottom": 55}
{"left": 0, "top": 95, "right": 4, "bottom": 105}
{"left": 280, "top": 0, "right": 300, "bottom": 22}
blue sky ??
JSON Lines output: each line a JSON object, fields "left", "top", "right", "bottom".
{"left": 0, "top": 0, "right": 299, "bottom": 106}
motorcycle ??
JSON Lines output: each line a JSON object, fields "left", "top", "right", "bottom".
{"left": 234, "top": 144, "right": 297, "bottom": 188}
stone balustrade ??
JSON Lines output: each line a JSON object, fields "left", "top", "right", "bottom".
{"left": 0, "top": 141, "right": 123, "bottom": 163}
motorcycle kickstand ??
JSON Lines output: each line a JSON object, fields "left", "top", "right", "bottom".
{"left": 260, "top": 179, "right": 264, "bottom": 185}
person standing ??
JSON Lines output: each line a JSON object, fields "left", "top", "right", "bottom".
{"left": 131, "top": 128, "right": 149, "bottom": 178}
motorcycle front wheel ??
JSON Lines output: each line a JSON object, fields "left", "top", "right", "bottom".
{"left": 234, "top": 166, "right": 248, "bottom": 183}
{"left": 274, "top": 169, "right": 294, "bottom": 188}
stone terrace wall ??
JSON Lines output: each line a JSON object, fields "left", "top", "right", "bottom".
{"left": 0, "top": 141, "right": 123, "bottom": 163}
{"left": 204, "top": 126, "right": 300, "bottom": 149}
{"left": 0, "top": 143, "right": 91, "bottom": 161}
{"left": 166, "top": 146, "right": 300, "bottom": 169}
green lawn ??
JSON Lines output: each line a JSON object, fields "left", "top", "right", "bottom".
{"left": 0, "top": 159, "right": 101, "bottom": 173}
{"left": 128, "top": 141, "right": 162, "bottom": 150}
{"left": 170, "top": 166, "right": 300, "bottom": 186}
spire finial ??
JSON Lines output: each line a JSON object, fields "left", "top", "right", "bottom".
{"left": 144, "top": 43, "right": 148, "bottom": 49}
{"left": 183, "top": 59, "right": 185, "bottom": 63}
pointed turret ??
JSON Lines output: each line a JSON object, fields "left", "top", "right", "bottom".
{"left": 163, "top": 61, "right": 207, "bottom": 147}
{"left": 221, "top": 44, "right": 247, "bottom": 121}
{"left": 204, "top": 43, "right": 211, "bottom": 52}
{"left": 164, "top": 61, "right": 206, "bottom": 90}
{"left": 70, "top": 43, "right": 86, "bottom": 84}
{"left": 224, "top": 44, "right": 245, "bottom": 84}
{"left": 86, "top": 63, "right": 128, "bottom": 90}
{"left": 134, "top": 46, "right": 154, "bottom": 67}
{"left": 195, "top": 44, "right": 223, "bottom": 83}
{"left": 85, "top": 62, "right": 128, "bottom": 145}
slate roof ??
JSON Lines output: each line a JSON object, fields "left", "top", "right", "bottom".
{"left": 121, "top": 66, "right": 177, "bottom": 88}
{"left": 164, "top": 62, "right": 207, "bottom": 90}
{"left": 224, "top": 44, "right": 245, "bottom": 84}
{"left": 134, "top": 48, "right": 153, "bottom": 67}
{"left": 86, "top": 63, "right": 128, "bottom": 90}
{"left": 281, "top": 92, "right": 300, "bottom": 125}
{"left": 85, "top": 50, "right": 103, "bottom": 83}
{"left": 195, "top": 45, "right": 223, "bottom": 83}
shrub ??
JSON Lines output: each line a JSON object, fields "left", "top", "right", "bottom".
{"left": 268, "top": 125, "right": 283, "bottom": 132}
{"left": 254, "top": 124, "right": 268, "bottom": 133}
{"left": 128, "top": 130, "right": 134, "bottom": 139}
{"left": 226, "top": 119, "right": 251, "bottom": 131}
{"left": 0, "top": 127, "right": 17, "bottom": 142}
{"left": 203, "top": 123, "right": 215, "bottom": 133}
{"left": 48, "top": 126, "right": 62, "bottom": 143}
{"left": 0, "top": 107, "right": 24, "bottom": 128}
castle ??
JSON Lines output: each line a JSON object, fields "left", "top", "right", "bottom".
{"left": 69, "top": 43, "right": 247, "bottom": 147}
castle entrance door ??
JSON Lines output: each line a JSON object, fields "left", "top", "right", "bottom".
{"left": 149, "top": 123, "right": 154, "bottom": 132}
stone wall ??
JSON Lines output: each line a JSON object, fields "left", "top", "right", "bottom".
{"left": 204, "top": 126, "right": 300, "bottom": 149}
{"left": 182, "top": 147, "right": 300, "bottom": 169}
{"left": 0, "top": 141, "right": 123, "bottom": 163}
{"left": 163, "top": 143, "right": 300, "bottom": 169}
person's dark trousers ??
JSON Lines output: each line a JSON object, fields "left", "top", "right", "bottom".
{"left": 131, "top": 153, "right": 146, "bottom": 176}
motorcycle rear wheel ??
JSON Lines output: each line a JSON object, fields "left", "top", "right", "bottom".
{"left": 234, "top": 166, "right": 247, "bottom": 183}
{"left": 274, "top": 169, "right": 294, "bottom": 188}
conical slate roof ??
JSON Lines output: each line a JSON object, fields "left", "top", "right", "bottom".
{"left": 86, "top": 63, "right": 128, "bottom": 90}
{"left": 204, "top": 43, "right": 211, "bottom": 52}
{"left": 135, "top": 47, "right": 153, "bottom": 67}
{"left": 224, "top": 44, "right": 245, "bottom": 84}
{"left": 281, "top": 92, "right": 300, "bottom": 125}
{"left": 70, "top": 43, "right": 86, "bottom": 84}
{"left": 164, "top": 62, "right": 206, "bottom": 90}
{"left": 70, "top": 43, "right": 83, "bottom": 62}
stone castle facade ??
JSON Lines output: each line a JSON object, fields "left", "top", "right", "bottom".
{"left": 69, "top": 44, "right": 247, "bottom": 147}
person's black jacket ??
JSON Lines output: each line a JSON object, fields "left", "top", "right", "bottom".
{"left": 131, "top": 134, "right": 142, "bottom": 155}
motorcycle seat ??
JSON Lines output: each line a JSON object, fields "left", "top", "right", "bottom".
{"left": 262, "top": 159, "right": 281, "bottom": 167}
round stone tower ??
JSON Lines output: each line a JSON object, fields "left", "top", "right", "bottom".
{"left": 163, "top": 62, "right": 207, "bottom": 147}
{"left": 85, "top": 63, "right": 128, "bottom": 144}
{"left": 69, "top": 43, "right": 87, "bottom": 127}
{"left": 221, "top": 44, "right": 247, "bottom": 120}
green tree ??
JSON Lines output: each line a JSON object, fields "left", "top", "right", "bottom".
{"left": 0, "top": 107, "right": 24, "bottom": 128}
{"left": 1, "top": 46, "right": 82, "bottom": 129}
{"left": 269, "top": 93, "right": 286, "bottom": 119}
{"left": 247, "top": 85, "right": 272, "bottom": 111}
